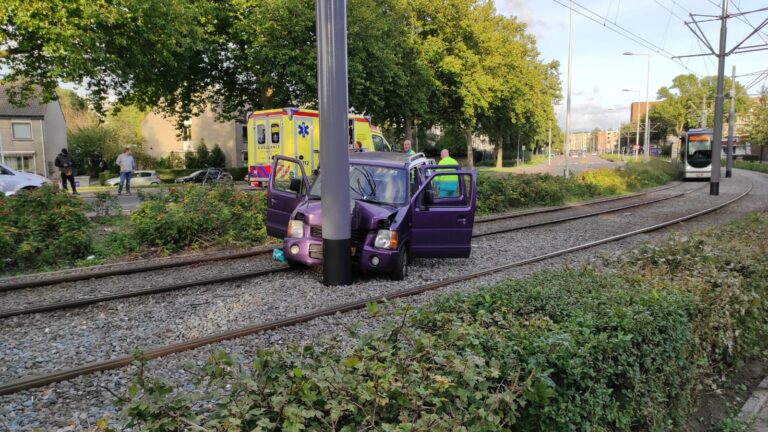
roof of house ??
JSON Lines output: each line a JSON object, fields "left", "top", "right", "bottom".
{"left": 0, "top": 85, "right": 47, "bottom": 118}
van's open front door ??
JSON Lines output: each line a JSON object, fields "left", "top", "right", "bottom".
{"left": 410, "top": 170, "right": 477, "bottom": 258}
{"left": 266, "top": 156, "right": 309, "bottom": 238}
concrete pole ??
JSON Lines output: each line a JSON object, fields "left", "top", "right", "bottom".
{"left": 548, "top": 120, "right": 552, "bottom": 166}
{"left": 635, "top": 103, "right": 640, "bottom": 160}
{"left": 726, "top": 65, "right": 736, "bottom": 178}
{"left": 317, "top": 0, "right": 352, "bottom": 285}
{"left": 563, "top": 0, "right": 573, "bottom": 177}
{"left": 710, "top": 0, "right": 728, "bottom": 196}
{"left": 701, "top": 93, "right": 707, "bottom": 128}
{"left": 643, "top": 55, "right": 651, "bottom": 161}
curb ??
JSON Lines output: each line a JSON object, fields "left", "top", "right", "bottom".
{"left": 738, "top": 376, "right": 768, "bottom": 430}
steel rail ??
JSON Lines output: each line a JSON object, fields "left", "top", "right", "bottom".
{"left": 473, "top": 185, "right": 704, "bottom": 238}
{"left": 475, "top": 181, "right": 683, "bottom": 223}
{"left": 0, "top": 267, "right": 289, "bottom": 320}
{"left": 0, "top": 245, "right": 278, "bottom": 292}
{"left": 0, "top": 183, "right": 751, "bottom": 396}
{"left": 0, "top": 182, "right": 684, "bottom": 292}
{"left": 0, "top": 184, "right": 697, "bottom": 319}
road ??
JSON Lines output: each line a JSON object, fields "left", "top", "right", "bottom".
{"left": 484, "top": 154, "right": 626, "bottom": 176}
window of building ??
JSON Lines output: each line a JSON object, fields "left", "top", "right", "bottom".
{"left": 242, "top": 150, "right": 248, "bottom": 163}
{"left": 5, "top": 155, "right": 35, "bottom": 172}
{"left": 12, "top": 123, "right": 33, "bottom": 140}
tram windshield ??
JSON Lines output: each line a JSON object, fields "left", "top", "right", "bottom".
{"left": 686, "top": 135, "right": 712, "bottom": 168}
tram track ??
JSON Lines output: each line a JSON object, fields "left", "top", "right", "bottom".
{"left": 0, "top": 183, "right": 752, "bottom": 397}
{"left": 0, "top": 182, "right": 684, "bottom": 292}
{"left": 0, "top": 182, "right": 697, "bottom": 319}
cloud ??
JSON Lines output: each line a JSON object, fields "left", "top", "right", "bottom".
{"left": 554, "top": 102, "right": 629, "bottom": 131}
{"left": 496, "top": 0, "right": 566, "bottom": 38}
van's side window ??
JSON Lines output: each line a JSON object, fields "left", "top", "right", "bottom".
{"left": 271, "top": 123, "right": 280, "bottom": 143}
{"left": 257, "top": 125, "right": 266, "bottom": 144}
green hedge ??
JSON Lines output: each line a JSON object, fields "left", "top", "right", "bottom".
{"left": 0, "top": 186, "right": 92, "bottom": 273}
{"left": 128, "top": 185, "right": 267, "bottom": 252}
{"left": 734, "top": 160, "right": 768, "bottom": 174}
{"left": 476, "top": 159, "right": 680, "bottom": 214}
{"left": 112, "top": 212, "right": 768, "bottom": 430}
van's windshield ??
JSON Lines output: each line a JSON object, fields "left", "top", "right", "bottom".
{"left": 310, "top": 164, "right": 407, "bottom": 206}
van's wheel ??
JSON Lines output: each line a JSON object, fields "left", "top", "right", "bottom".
{"left": 390, "top": 247, "right": 408, "bottom": 281}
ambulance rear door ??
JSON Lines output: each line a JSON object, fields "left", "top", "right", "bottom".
{"left": 249, "top": 112, "right": 285, "bottom": 183}
{"left": 292, "top": 113, "right": 318, "bottom": 172}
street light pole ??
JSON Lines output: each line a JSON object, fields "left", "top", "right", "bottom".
{"left": 623, "top": 89, "right": 641, "bottom": 160}
{"left": 548, "top": 119, "right": 552, "bottom": 166}
{"left": 563, "top": 0, "right": 574, "bottom": 177}
{"left": 624, "top": 52, "right": 651, "bottom": 160}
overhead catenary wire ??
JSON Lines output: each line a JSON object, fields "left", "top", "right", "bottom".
{"left": 551, "top": 0, "right": 697, "bottom": 73}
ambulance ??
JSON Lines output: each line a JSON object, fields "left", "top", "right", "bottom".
{"left": 246, "top": 108, "right": 391, "bottom": 185}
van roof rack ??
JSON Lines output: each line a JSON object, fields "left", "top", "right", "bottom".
{"left": 408, "top": 152, "right": 426, "bottom": 162}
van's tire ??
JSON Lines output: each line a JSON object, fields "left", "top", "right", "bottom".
{"left": 390, "top": 247, "right": 408, "bottom": 281}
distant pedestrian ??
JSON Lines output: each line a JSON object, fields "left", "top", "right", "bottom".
{"left": 435, "top": 149, "right": 460, "bottom": 197}
{"left": 54, "top": 148, "right": 78, "bottom": 195}
{"left": 115, "top": 147, "right": 136, "bottom": 195}
{"left": 403, "top": 139, "right": 415, "bottom": 155}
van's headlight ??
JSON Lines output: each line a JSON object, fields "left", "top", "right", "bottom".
{"left": 288, "top": 220, "right": 304, "bottom": 238}
{"left": 374, "top": 230, "right": 398, "bottom": 250}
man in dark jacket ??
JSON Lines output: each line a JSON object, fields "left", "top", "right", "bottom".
{"left": 54, "top": 148, "right": 78, "bottom": 195}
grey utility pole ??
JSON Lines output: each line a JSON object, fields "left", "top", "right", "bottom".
{"left": 563, "top": 0, "right": 574, "bottom": 177}
{"left": 548, "top": 120, "right": 552, "bottom": 166}
{"left": 678, "top": 3, "right": 768, "bottom": 195}
{"left": 726, "top": 65, "right": 736, "bottom": 178}
{"left": 700, "top": 94, "right": 707, "bottom": 128}
{"left": 316, "top": 0, "right": 352, "bottom": 285}
{"left": 709, "top": 0, "right": 728, "bottom": 196}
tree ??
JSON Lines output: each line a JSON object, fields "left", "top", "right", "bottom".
{"left": 651, "top": 74, "right": 751, "bottom": 137}
{"left": 746, "top": 87, "right": 768, "bottom": 147}
{"left": 209, "top": 144, "right": 226, "bottom": 167}
{"left": 67, "top": 126, "right": 121, "bottom": 176}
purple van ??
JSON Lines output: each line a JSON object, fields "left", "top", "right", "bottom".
{"left": 266, "top": 152, "right": 477, "bottom": 279}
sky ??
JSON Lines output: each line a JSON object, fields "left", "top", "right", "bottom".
{"left": 492, "top": 0, "right": 768, "bottom": 132}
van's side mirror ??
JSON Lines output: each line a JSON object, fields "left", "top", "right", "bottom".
{"left": 289, "top": 178, "right": 302, "bottom": 195}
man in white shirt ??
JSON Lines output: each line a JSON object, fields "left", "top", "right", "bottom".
{"left": 115, "top": 148, "right": 137, "bottom": 195}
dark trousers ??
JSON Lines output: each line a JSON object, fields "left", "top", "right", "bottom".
{"left": 61, "top": 173, "right": 77, "bottom": 193}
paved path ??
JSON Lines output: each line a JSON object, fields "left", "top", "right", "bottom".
{"left": 740, "top": 377, "right": 768, "bottom": 431}
{"left": 483, "top": 154, "right": 626, "bottom": 176}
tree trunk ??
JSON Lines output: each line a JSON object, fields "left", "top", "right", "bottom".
{"left": 495, "top": 133, "right": 503, "bottom": 169}
{"left": 464, "top": 129, "right": 474, "bottom": 169}
{"left": 404, "top": 118, "right": 414, "bottom": 141}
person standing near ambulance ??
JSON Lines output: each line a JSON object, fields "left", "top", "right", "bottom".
{"left": 435, "top": 149, "right": 460, "bottom": 197}
{"left": 403, "top": 139, "right": 415, "bottom": 155}
{"left": 115, "top": 147, "right": 137, "bottom": 195}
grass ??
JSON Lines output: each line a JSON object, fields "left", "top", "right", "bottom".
{"left": 734, "top": 159, "right": 768, "bottom": 174}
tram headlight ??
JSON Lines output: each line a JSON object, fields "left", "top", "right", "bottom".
{"left": 374, "top": 230, "right": 398, "bottom": 250}
{"left": 287, "top": 220, "right": 304, "bottom": 238}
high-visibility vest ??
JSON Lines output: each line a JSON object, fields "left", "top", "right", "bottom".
{"left": 435, "top": 157, "right": 459, "bottom": 183}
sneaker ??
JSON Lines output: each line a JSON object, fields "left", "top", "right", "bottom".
{"left": 126, "top": 191, "right": 132, "bottom": 195}
{"left": 73, "top": 192, "right": 80, "bottom": 196}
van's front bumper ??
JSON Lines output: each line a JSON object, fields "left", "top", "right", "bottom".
{"left": 283, "top": 238, "right": 399, "bottom": 273}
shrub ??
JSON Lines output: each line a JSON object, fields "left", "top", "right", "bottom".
{"left": 734, "top": 160, "right": 768, "bottom": 174}
{"left": 113, "top": 213, "right": 768, "bottom": 430}
{"left": 128, "top": 185, "right": 266, "bottom": 252}
{"left": 0, "top": 187, "right": 91, "bottom": 273}
{"left": 476, "top": 160, "right": 681, "bottom": 215}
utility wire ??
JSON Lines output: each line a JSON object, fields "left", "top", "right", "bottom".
{"left": 551, "top": 0, "right": 696, "bottom": 73}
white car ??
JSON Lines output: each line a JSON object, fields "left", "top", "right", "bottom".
{"left": 105, "top": 170, "right": 162, "bottom": 187}
{"left": 0, "top": 163, "right": 50, "bottom": 196}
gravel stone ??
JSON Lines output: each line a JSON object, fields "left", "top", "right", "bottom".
{"left": 0, "top": 170, "right": 766, "bottom": 430}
